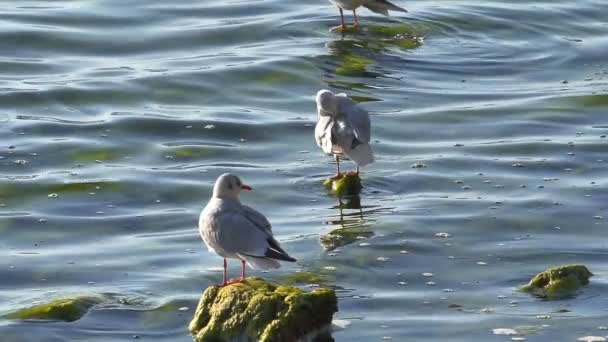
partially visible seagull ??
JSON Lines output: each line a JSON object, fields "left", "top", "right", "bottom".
{"left": 315, "top": 89, "right": 374, "bottom": 175}
{"left": 328, "top": 0, "right": 407, "bottom": 29}
{"left": 199, "top": 173, "right": 296, "bottom": 286}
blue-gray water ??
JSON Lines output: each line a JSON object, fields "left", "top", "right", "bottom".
{"left": 1, "top": 0, "right": 608, "bottom": 341}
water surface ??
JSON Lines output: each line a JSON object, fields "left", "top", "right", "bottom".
{"left": 1, "top": 0, "right": 608, "bottom": 341}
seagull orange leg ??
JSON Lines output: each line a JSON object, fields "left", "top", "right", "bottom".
{"left": 339, "top": 8, "right": 346, "bottom": 29}
{"left": 353, "top": 9, "right": 359, "bottom": 28}
{"left": 240, "top": 260, "right": 246, "bottom": 281}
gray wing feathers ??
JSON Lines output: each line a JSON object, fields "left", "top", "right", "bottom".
{"left": 337, "top": 96, "right": 371, "bottom": 143}
{"left": 242, "top": 205, "right": 272, "bottom": 235}
{"left": 363, "top": 0, "right": 407, "bottom": 15}
{"left": 208, "top": 211, "right": 270, "bottom": 257}
{"left": 315, "top": 116, "right": 335, "bottom": 154}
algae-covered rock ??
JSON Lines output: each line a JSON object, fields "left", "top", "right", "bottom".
{"left": 189, "top": 277, "right": 338, "bottom": 342}
{"left": 520, "top": 265, "right": 593, "bottom": 300}
{"left": 323, "top": 173, "right": 362, "bottom": 197}
{"left": 4, "top": 296, "right": 102, "bottom": 322}
{"left": 320, "top": 227, "right": 374, "bottom": 251}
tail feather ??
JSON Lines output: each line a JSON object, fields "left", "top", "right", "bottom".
{"left": 238, "top": 254, "right": 281, "bottom": 270}
{"left": 346, "top": 143, "right": 374, "bottom": 167}
{"left": 364, "top": 0, "right": 407, "bottom": 16}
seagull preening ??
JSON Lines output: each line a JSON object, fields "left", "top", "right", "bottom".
{"left": 199, "top": 173, "right": 296, "bottom": 286}
{"left": 315, "top": 89, "right": 374, "bottom": 175}
{"left": 328, "top": 0, "right": 407, "bottom": 29}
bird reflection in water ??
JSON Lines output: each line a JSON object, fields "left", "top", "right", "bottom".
{"left": 321, "top": 194, "right": 374, "bottom": 251}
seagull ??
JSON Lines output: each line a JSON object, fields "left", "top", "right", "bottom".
{"left": 315, "top": 89, "right": 374, "bottom": 176}
{"left": 328, "top": 0, "right": 407, "bottom": 29}
{"left": 199, "top": 173, "right": 296, "bottom": 286}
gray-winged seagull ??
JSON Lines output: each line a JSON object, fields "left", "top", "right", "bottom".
{"left": 315, "top": 89, "right": 374, "bottom": 175}
{"left": 199, "top": 173, "right": 296, "bottom": 286}
{"left": 328, "top": 0, "right": 407, "bottom": 29}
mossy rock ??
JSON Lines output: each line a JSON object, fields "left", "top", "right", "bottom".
{"left": 4, "top": 296, "right": 102, "bottom": 322}
{"left": 520, "top": 265, "right": 593, "bottom": 300}
{"left": 323, "top": 173, "right": 362, "bottom": 197}
{"left": 320, "top": 227, "right": 374, "bottom": 251}
{"left": 189, "top": 277, "right": 338, "bottom": 342}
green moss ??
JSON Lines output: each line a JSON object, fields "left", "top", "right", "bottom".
{"left": 574, "top": 93, "right": 608, "bottom": 107}
{"left": 367, "top": 24, "right": 417, "bottom": 37}
{"left": 69, "top": 150, "right": 123, "bottom": 162}
{"left": 48, "top": 181, "right": 122, "bottom": 194}
{"left": 320, "top": 227, "right": 374, "bottom": 251}
{"left": 323, "top": 173, "right": 362, "bottom": 197}
{"left": 330, "top": 25, "right": 359, "bottom": 34}
{"left": 189, "top": 277, "right": 337, "bottom": 342}
{"left": 4, "top": 296, "right": 102, "bottom": 322}
{"left": 279, "top": 272, "right": 329, "bottom": 286}
{"left": 335, "top": 54, "right": 375, "bottom": 77}
{"left": 520, "top": 265, "right": 593, "bottom": 300}
{"left": 172, "top": 147, "right": 210, "bottom": 158}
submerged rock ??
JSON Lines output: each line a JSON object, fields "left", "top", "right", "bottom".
{"left": 323, "top": 173, "right": 362, "bottom": 197}
{"left": 279, "top": 272, "right": 329, "bottom": 286}
{"left": 4, "top": 296, "right": 102, "bottom": 322}
{"left": 189, "top": 277, "right": 338, "bottom": 342}
{"left": 520, "top": 265, "right": 593, "bottom": 299}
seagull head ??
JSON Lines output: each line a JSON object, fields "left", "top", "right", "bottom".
{"left": 316, "top": 89, "right": 337, "bottom": 117}
{"left": 213, "top": 173, "right": 252, "bottom": 200}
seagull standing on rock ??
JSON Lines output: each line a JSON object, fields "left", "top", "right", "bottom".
{"left": 315, "top": 89, "right": 374, "bottom": 176}
{"left": 328, "top": 0, "right": 407, "bottom": 29}
{"left": 199, "top": 173, "right": 296, "bottom": 286}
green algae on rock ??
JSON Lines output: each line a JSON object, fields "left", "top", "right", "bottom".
{"left": 520, "top": 265, "right": 593, "bottom": 299}
{"left": 323, "top": 173, "right": 362, "bottom": 197}
{"left": 4, "top": 296, "right": 102, "bottom": 322}
{"left": 189, "top": 277, "right": 337, "bottom": 342}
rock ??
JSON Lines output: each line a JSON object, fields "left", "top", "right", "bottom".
{"left": 520, "top": 265, "right": 593, "bottom": 299}
{"left": 4, "top": 296, "right": 102, "bottom": 322}
{"left": 189, "top": 277, "right": 338, "bottom": 342}
{"left": 322, "top": 173, "right": 362, "bottom": 197}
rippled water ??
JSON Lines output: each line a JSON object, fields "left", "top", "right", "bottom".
{"left": 2, "top": 0, "right": 608, "bottom": 341}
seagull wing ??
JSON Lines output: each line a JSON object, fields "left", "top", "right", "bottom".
{"left": 337, "top": 95, "right": 371, "bottom": 143}
{"left": 242, "top": 204, "right": 272, "bottom": 234}
{"left": 363, "top": 0, "right": 407, "bottom": 16}
{"left": 315, "top": 115, "right": 335, "bottom": 155}
{"left": 210, "top": 207, "right": 295, "bottom": 262}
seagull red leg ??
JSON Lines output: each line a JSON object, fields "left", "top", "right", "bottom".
{"left": 353, "top": 9, "right": 359, "bottom": 28}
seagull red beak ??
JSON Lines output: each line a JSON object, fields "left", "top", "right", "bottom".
{"left": 240, "top": 184, "right": 252, "bottom": 191}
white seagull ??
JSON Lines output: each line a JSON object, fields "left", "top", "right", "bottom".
{"left": 328, "top": 0, "right": 407, "bottom": 29}
{"left": 199, "top": 173, "right": 296, "bottom": 286}
{"left": 315, "top": 89, "right": 374, "bottom": 175}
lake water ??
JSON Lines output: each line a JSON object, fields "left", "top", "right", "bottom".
{"left": 1, "top": 0, "right": 608, "bottom": 341}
